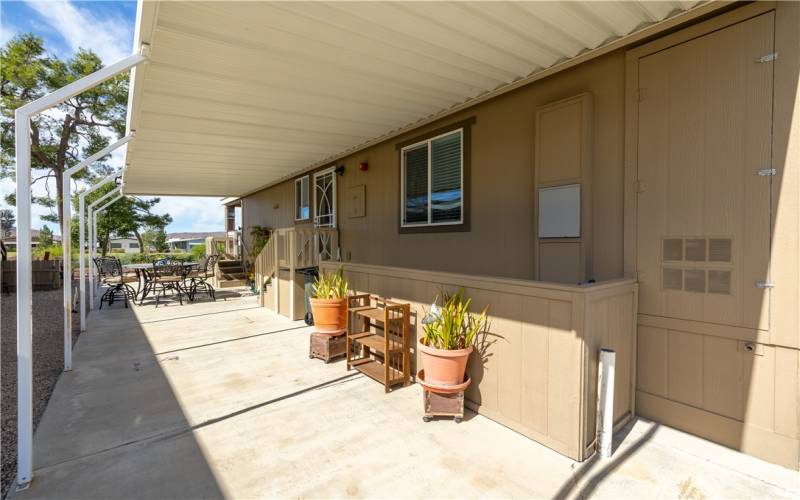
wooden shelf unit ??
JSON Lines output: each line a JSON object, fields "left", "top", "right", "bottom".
{"left": 346, "top": 294, "right": 411, "bottom": 392}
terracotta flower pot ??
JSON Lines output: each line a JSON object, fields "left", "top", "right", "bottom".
{"left": 310, "top": 297, "right": 347, "bottom": 335}
{"left": 418, "top": 340, "right": 473, "bottom": 386}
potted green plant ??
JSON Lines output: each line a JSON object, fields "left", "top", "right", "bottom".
{"left": 419, "top": 290, "right": 488, "bottom": 386}
{"left": 310, "top": 267, "right": 349, "bottom": 335}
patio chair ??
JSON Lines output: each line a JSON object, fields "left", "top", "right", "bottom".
{"left": 185, "top": 254, "right": 218, "bottom": 301}
{"left": 143, "top": 260, "right": 187, "bottom": 307}
{"left": 94, "top": 256, "right": 138, "bottom": 309}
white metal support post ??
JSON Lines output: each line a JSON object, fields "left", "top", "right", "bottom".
{"left": 92, "top": 193, "right": 125, "bottom": 276}
{"left": 97, "top": 193, "right": 125, "bottom": 214}
{"left": 79, "top": 171, "right": 122, "bottom": 326}
{"left": 62, "top": 135, "right": 133, "bottom": 371}
{"left": 14, "top": 49, "right": 146, "bottom": 490}
{"left": 88, "top": 186, "right": 122, "bottom": 309}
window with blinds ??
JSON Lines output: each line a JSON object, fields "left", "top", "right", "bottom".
{"left": 401, "top": 129, "right": 463, "bottom": 227}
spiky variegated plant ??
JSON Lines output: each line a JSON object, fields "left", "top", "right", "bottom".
{"left": 422, "top": 289, "right": 488, "bottom": 350}
{"left": 312, "top": 266, "right": 349, "bottom": 299}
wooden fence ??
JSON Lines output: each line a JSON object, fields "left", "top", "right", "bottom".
{"left": 2, "top": 259, "right": 62, "bottom": 291}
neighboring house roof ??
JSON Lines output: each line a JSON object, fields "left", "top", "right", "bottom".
{"left": 167, "top": 232, "right": 226, "bottom": 243}
{"left": 2, "top": 228, "right": 62, "bottom": 242}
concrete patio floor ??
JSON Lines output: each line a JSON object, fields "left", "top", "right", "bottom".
{"left": 11, "top": 288, "right": 800, "bottom": 499}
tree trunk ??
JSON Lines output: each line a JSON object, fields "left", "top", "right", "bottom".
{"left": 55, "top": 114, "right": 73, "bottom": 229}
{"left": 133, "top": 229, "right": 144, "bottom": 254}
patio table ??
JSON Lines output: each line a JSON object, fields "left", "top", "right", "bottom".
{"left": 123, "top": 262, "right": 199, "bottom": 304}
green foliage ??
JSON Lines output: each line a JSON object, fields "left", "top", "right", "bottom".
{"left": 0, "top": 208, "right": 14, "bottom": 233}
{"left": 190, "top": 244, "right": 206, "bottom": 260}
{"left": 1, "top": 34, "right": 129, "bottom": 223}
{"left": 143, "top": 226, "right": 168, "bottom": 252}
{"left": 422, "top": 289, "right": 488, "bottom": 351}
{"left": 32, "top": 244, "right": 62, "bottom": 259}
{"left": 248, "top": 225, "right": 271, "bottom": 260}
{"left": 129, "top": 252, "right": 194, "bottom": 264}
{"left": 312, "top": 267, "right": 348, "bottom": 299}
{"left": 68, "top": 183, "right": 171, "bottom": 255}
{"left": 38, "top": 224, "right": 54, "bottom": 247}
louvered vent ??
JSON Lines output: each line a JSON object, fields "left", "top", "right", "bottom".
{"left": 663, "top": 268, "right": 683, "bottom": 291}
{"left": 684, "top": 270, "right": 706, "bottom": 293}
{"left": 708, "top": 270, "right": 732, "bottom": 294}
{"left": 709, "top": 238, "right": 732, "bottom": 262}
{"left": 663, "top": 239, "right": 683, "bottom": 261}
{"left": 685, "top": 239, "right": 706, "bottom": 262}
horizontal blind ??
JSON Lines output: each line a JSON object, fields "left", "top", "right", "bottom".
{"left": 430, "top": 131, "right": 462, "bottom": 223}
{"left": 403, "top": 144, "right": 429, "bottom": 224}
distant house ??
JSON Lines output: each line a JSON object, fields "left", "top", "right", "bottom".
{"left": 166, "top": 232, "right": 226, "bottom": 252}
{"left": 2, "top": 228, "right": 61, "bottom": 248}
{"left": 108, "top": 237, "right": 141, "bottom": 254}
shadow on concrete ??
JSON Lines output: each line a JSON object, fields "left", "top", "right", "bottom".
{"left": 13, "top": 303, "right": 228, "bottom": 499}
{"left": 553, "top": 421, "right": 659, "bottom": 500}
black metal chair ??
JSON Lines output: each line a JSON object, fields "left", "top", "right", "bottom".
{"left": 185, "top": 254, "right": 218, "bottom": 301}
{"left": 94, "top": 256, "right": 138, "bottom": 309}
{"left": 144, "top": 260, "right": 187, "bottom": 307}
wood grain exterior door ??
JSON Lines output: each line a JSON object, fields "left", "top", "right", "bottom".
{"left": 636, "top": 12, "right": 774, "bottom": 332}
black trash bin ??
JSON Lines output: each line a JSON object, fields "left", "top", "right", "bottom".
{"left": 297, "top": 267, "right": 319, "bottom": 326}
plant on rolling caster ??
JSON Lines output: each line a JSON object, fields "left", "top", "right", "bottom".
{"left": 309, "top": 267, "right": 349, "bottom": 335}
{"left": 420, "top": 289, "right": 488, "bottom": 386}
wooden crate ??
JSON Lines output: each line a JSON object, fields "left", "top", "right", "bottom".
{"left": 422, "top": 388, "right": 465, "bottom": 423}
{"left": 309, "top": 332, "right": 346, "bottom": 363}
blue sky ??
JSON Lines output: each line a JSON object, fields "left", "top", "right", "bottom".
{"left": 1, "top": 0, "right": 224, "bottom": 235}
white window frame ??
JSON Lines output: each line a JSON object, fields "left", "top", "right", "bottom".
{"left": 313, "top": 166, "right": 337, "bottom": 228}
{"left": 294, "top": 176, "right": 310, "bottom": 221}
{"left": 400, "top": 128, "right": 464, "bottom": 228}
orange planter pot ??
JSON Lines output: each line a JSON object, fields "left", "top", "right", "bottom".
{"left": 418, "top": 340, "right": 473, "bottom": 386}
{"left": 310, "top": 297, "right": 347, "bottom": 335}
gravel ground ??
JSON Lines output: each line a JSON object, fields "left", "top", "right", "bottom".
{"left": 1, "top": 285, "right": 80, "bottom": 498}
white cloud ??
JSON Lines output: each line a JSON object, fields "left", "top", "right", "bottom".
{"left": 145, "top": 196, "right": 224, "bottom": 234}
{"left": 23, "top": 0, "right": 133, "bottom": 63}
{"left": 0, "top": 21, "right": 18, "bottom": 46}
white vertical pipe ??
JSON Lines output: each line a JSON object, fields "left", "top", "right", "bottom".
{"left": 88, "top": 207, "right": 94, "bottom": 308}
{"left": 62, "top": 170, "right": 73, "bottom": 371}
{"left": 596, "top": 348, "right": 616, "bottom": 459}
{"left": 15, "top": 109, "right": 34, "bottom": 489}
{"left": 79, "top": 195, "right": 86, "bottom": 331}
{"left": 62, "top": 134, "right": 133, "bottom": 372}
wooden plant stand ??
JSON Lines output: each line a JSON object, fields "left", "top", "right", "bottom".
{"left": 309, "top": 332, "right": 347, "bottom": 363}
{"left": 422, "top": 389, "right": 465, "bottom": 423}
{"left": 346, "top": 294, "right": 411, "bottom": 392}
{"left": 418, "top": 369, "right": 471, "bottom": 423}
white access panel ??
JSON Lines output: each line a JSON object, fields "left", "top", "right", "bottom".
{"left": 538, "top": 184, "right": 581, "bottom": 238}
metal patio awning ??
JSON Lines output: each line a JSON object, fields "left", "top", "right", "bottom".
{"left": 123, "top": 0, "right": 708, "bottom": 197}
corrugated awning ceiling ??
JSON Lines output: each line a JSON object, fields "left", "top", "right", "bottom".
{"left": 124, "top": 0, "right": 704, "bottom": 196}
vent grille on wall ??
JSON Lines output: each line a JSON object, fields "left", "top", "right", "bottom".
{"left": 709, "top": 238, "right": 733, "bottom": 262}
{"left": 708, "top": 270, "right": 732, "bottom": 294}
{"left": 663, "top": 239, "right": 683, "bottom": 261}
{"left": 663, "top": 268, "right": 683, "bottom": 290}
{"left": 661, "top": 237, "right": 733, "bottom": 295}
{"left": 685, "top": 239, "right": 707, "bottom": 261}
{"left": 684, "top": 270, "right": 706, "bottom": 293}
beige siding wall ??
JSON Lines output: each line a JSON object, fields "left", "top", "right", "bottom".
{"left": 322, "top": 261, "right": 637, "bottom": 461}
{"left": 242, "top": 49, "right": 626, "bottom": 282}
